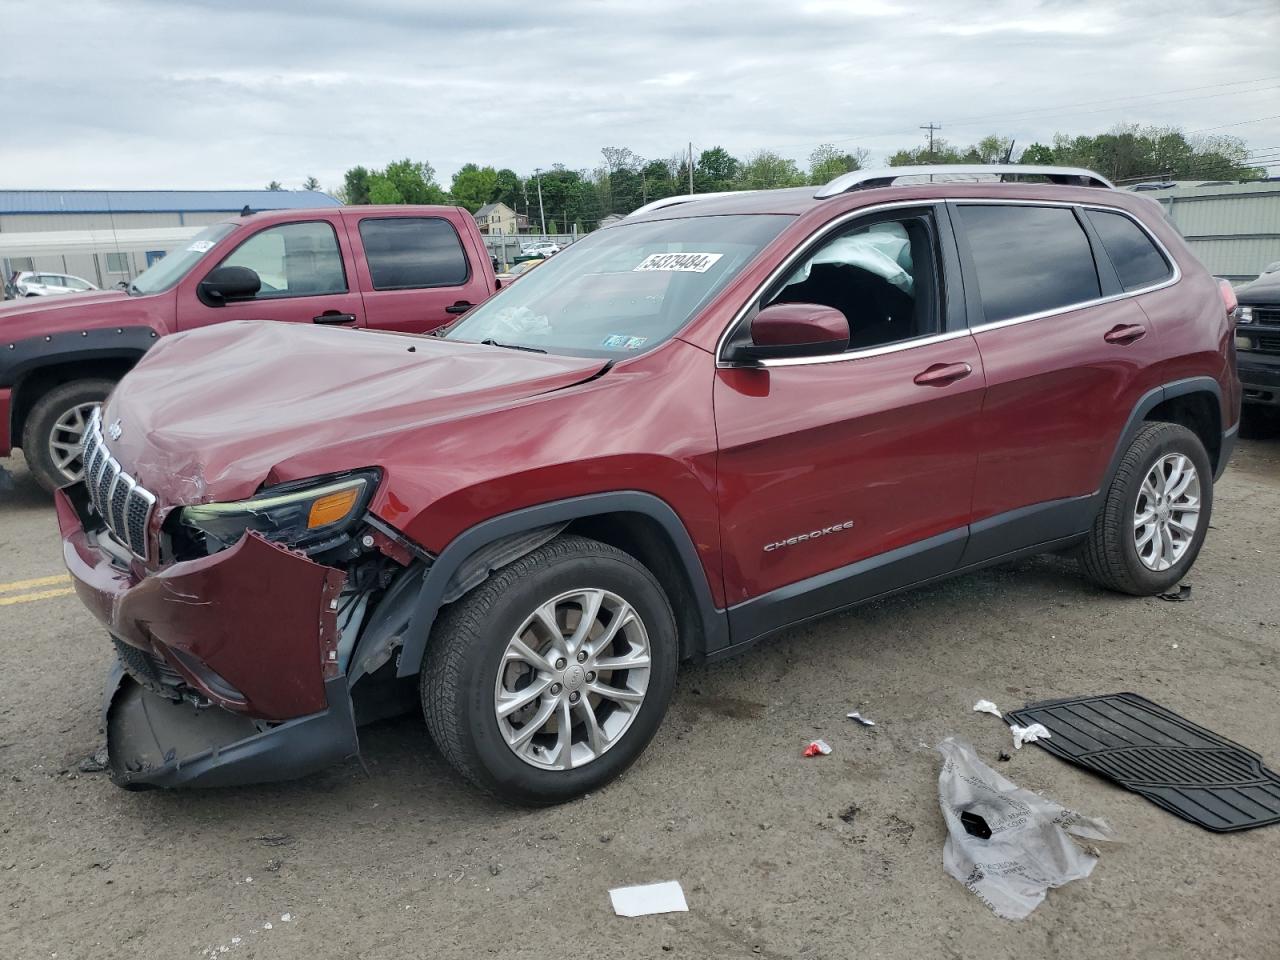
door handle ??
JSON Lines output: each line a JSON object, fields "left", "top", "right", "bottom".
{"left": 445, "top": 301, "right": 475, "bottom": 315}
{"left": 1104, "top": 323, "right": 1146, "bottom": 345}
{"left": 313, "top": 311, "right": 358, "bottom": 325}
{"left": 913, "top": 362, "right": 973, "bottom": 386}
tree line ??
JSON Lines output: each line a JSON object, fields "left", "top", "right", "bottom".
{"left": 302, "top": 124, "right": 1263, "bottom": 230}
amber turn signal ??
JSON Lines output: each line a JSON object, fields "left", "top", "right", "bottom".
{"left": 308, "top": 488, "right": 360, "bottom": 528}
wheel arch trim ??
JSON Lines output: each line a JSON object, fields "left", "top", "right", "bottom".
{"left": 390, "top": 491, "right": 727, "bottom": 679}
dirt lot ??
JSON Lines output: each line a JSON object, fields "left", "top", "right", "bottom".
{"left": 2, "top": 416, "right": 1279, "bottom": 960}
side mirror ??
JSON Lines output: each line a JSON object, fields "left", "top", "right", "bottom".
{"left": 725, "top": 302, "right": 850, "bottom": 363}
{"left": 198, "top": 265, "right": 261, "bottom": 306}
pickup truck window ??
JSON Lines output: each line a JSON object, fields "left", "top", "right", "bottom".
{"left": 129, "top": 222, "right": 237, "bottom": 295}
{"left": 220, "top": 221, "right": 347, "bottom": 298}
{"left": 444, "top": 213, "right": 789, "bottom": 357}
{"left": 358, "top": 217, "right": 470, "bottom": 290}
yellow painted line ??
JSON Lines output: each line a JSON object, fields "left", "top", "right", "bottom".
{"left": 0, "top": 586, "right": 76, "bottom": 606}
{"left": 0, "top": 574, "right": 71, "bottom": 594}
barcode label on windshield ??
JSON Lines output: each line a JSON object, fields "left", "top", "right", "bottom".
{"left": 634, "top": 252, "right": 723, "bottom": 273}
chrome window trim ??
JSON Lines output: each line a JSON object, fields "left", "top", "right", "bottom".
{"left": 715, "top": 197, "right": 1180, "bottom": 369}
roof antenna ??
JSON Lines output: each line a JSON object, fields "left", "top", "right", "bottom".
{"left": 240, "top": 205, "right": 252, "bottom": 217}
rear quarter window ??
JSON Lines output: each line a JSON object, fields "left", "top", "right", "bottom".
{"left": 1084, "top": 209, "right": 1173, "bottom": 292}
{"left": 359, "top": 217, "right": 470, "bottom": 290}
{"left": 957, "top": 204, "right": 1101, "bottom": 324}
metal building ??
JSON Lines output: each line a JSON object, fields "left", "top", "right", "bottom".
{"left": 1129, "top": 181, "right": 1280, "bottom": 283}
{"left": 0, "top": 189, "right": 340, "bottom": 290}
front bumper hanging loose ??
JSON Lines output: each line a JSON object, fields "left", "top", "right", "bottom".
{"left": 57, "top": 485, "right": 362, "bottom": 788}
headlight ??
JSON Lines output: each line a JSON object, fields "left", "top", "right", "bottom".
{"left": 179, "top": 470, "right": 378, "bottom": 553}
{"left": 1237, "top": 306, "right": 1253, "bottom": 324}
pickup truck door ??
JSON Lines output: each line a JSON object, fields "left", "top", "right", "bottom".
{"left": 175, "top": 215, "right": 366, "bottom": 331}
{"left": 344, "top": 212, "right": 495, "bottom": 334}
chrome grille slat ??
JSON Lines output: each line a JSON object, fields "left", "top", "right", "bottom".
{"left": 80, "top": 412, "right": 156, "bottom": 561}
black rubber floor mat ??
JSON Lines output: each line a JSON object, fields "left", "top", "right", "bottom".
{"left": 1006, "top": 693, "right": 1280, "bottom": 832}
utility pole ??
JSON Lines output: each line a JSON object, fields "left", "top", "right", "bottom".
{"left": 920, "top": 123, "right": 941, "bottom": 156}
{"left": 533, "top": 167, "right": 547, "bottom": 235}
{"left": 688, "top": 142, "right": 694, "bottom": 193}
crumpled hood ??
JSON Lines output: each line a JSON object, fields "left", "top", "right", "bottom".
{"left": 101, "top": 320, "right": 607, "bottom": 505}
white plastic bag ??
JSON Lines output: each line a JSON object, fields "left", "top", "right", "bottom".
{"left": 936, "top": 737, "right": 1115, "bottom": 920}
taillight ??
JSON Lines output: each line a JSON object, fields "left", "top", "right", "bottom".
{"left": 1218, "top": 278, "right": 1238, "bottom": 319}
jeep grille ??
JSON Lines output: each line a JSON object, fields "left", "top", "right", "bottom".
{"left": 82, "top": 412, "right": 156, "bottom": 560}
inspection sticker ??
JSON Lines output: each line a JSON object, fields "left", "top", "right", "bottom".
{"left": 186, "top": 240, "right": 216, "bottom": 253}
{"left": 633, "top": 252, "right": 723, "bottom": 273}
{"left": 602, "top": 335, "right": 648, "bottom": 350}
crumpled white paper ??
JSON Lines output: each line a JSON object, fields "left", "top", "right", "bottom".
{"left": 936, "top": 737, "right": 1115, "bottom": 920}
{"left": 1009, "top": 722, "right": 1051, "bottom": 750}
{"left": 973, "top": 699, "right": 1003, "bottom": 718}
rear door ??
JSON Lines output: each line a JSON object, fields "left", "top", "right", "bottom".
{"left": 175, "top": 215, "right": 365, "bottom": 330}
{"left": 347, "top": 212, "right": 493, "bottom": 334}
{"left": 954, "top": 201, "right": 1169, "bottom": 562}
{"left": 713, "top": 203, "right": 986, "bottom": 635}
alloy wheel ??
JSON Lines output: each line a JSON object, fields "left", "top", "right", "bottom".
{"left": 48, "top": 402, "right": 101, "bottom": 483}
{"left": 494, "top": 587, "right": 651, "bottom": 771}
{"left": 1133, "top": 453, "right": 1201, "bottom": 572}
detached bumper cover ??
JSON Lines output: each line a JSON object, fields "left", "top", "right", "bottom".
{"left": 103, "top": 660, "right": 359, "bottom": 789}
{"left": 57, "top": 486, "right": 345, "bottom": 720}
{"left": 58, "top": 485, "right": 361, "bottom": 788}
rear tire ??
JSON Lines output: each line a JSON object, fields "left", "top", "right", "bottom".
{"left": 1078, "top": 421, "right": 1213, "bottom": 595}
{"left": 421, "top": 534, "right": 678, "bottom": 805}
{"left": 22, "top": 379, "right": 114, "bottom": 493}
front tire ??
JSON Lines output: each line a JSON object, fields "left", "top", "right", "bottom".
{"left": 1079, "top": 421, "right": 1213, "bottom": 595}
{"left": 421, "top": 535, "right": 678, "bottom": 805}
{"left": 22, "top": 378, "right": 115, "bottom": 493}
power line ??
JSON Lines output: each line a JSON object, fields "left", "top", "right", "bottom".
{"left": 1190, "top": 114, "right": 1280, "bottom": 133}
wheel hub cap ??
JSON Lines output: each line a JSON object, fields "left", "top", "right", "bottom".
{"left": 49, "top": 401, "right": 102, "bottom": 483}
{"left": 494, "top": 587, "right": 651, "bottom": 771}
{"left": 1133, "top": 453, "right": 1201, "bottom": 572}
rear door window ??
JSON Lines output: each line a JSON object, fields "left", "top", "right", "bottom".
{"left": 957, "top": 205, "right": 1101, "bottom": 323}
{"left": 1084, "top": 209, "right": 1172, "bottom": 291}
{"left": 358, "top": 217, "right": 470, "bottom": 290}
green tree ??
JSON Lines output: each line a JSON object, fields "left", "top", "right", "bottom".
{"left": 696, "top": 146, "right": 739, "bottom": 189}
{"left": 380, "top": 158, "right": 448, "bottom": 204}
{"left": 494, "top": 168, "right": 522, "bottom": 209}
{"left": 548, "top": 219, "right": 559, "bottom": 235}
{"left": 737, "top": 150, "right": 806, "bottom": 189}
{"left": 808, "top": 144, "right": 868, "bottom": 185}
{"left": 886, "top": 138, "right": 969, "bottom": 166}
{"left": 302, "top": 176, "right": 321, "bottom": 191}
{"left": 1019, "top": 124, "right": 1263, "bottom": 181}
{"left": 266, "top": 180, "right": 283, "bottom": 191}
{"left": 450, "top": 163, "right": 499, "bottom": 212}
{"left": 342, "top": 166, "right": 372, "bottom": 204}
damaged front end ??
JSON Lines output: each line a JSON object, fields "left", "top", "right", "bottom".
{"left": 58, "top": 446, "right": 431, "bottom": 790}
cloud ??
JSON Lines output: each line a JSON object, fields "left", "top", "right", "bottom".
{"left": 3, "top": 0, "right": 1278, "bottom": 190}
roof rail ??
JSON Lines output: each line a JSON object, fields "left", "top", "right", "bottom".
{"left": 624, "top": 190, "right": 756, "bottom": 219}
{"left": 814, "top": 164, "right": 1114, "bottom": 199}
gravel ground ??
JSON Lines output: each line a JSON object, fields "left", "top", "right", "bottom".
{"left": 2, "top": 414, "right": 1278, "bottom": 960}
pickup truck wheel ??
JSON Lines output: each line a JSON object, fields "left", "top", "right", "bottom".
{"left": 22, "top": 379, "right": 115, "bottom": 492}
{"left": 1079, "top": 422, "right": 1213, "bottom": 595}
{"left": 421, "top": 534, "right": 677, "bottom": 805}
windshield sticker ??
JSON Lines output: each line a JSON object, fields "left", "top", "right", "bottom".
{"left": 186, "top": 240, "right": 216, "bottom": 253}
{"left": 633, "top": 252, "right": 723, "bottom": 273}
{"left": 602, "top": 335, "right": 648, "bottom": 350}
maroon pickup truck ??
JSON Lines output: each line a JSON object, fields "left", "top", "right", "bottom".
{"left": 1, "top": 205, "right": 498, "bottom": 491}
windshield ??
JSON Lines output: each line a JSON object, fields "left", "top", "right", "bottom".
{"left": 129, "top": 222, "right": 238, "bottom": 295}
{"left": 445, "top": 214, "right": 790, "bottom": 357}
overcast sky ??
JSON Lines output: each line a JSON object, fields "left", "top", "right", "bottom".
{"left": 4, "top": 0, "right": 1279, "bottom": 192}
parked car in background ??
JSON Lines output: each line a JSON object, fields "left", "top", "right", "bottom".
{"left": 495, "top": 258, "right": 545, "bottom": 283}
{"left": 522, "top": 240, "right": 560, "bottom": 257}
{"left": 0, "top": 204, "right": 498, "bottom": 491}
{"left": 1234, "top": 268, "right": 1280, "bottom": 406}
{"left": 9, "top": 271, "right": 99, "bottom": 298}
{"left": 58, "top": 165, "right": 1238, "bottom": 803}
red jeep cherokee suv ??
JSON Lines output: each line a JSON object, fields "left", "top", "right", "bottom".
{"left": 57, "top": 165, "right": 1240, "bottom": 804}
